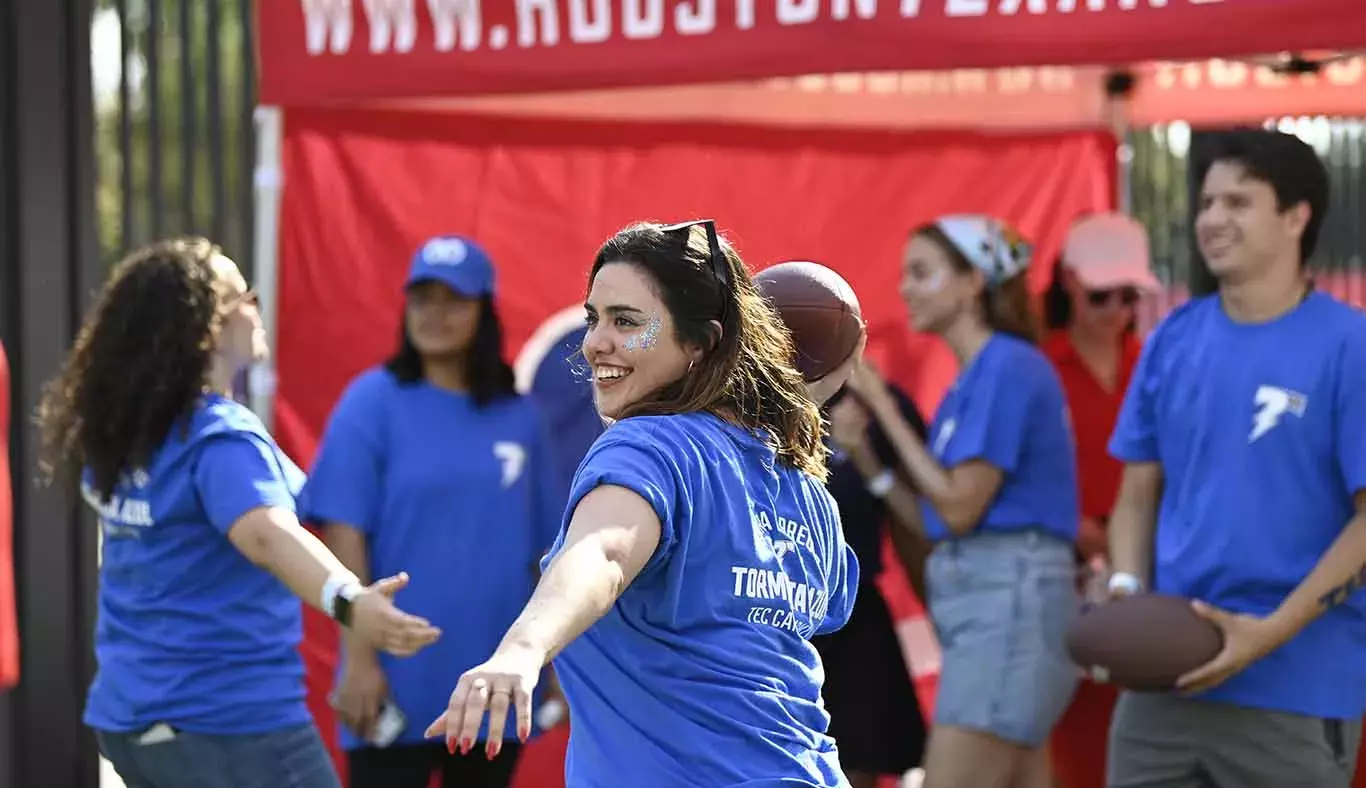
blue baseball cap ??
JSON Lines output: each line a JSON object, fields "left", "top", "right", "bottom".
{"left": 406, "top": 235, "right": 495, "bottom": 297}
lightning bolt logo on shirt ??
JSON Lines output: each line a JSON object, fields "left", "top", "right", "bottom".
{"left": 1249, "top": 385, "right": 1308, "bottom": 443}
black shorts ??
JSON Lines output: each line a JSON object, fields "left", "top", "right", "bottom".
{"left": 812, "top": 583, "right": 927, "bottom": 776}
{"left": 347, "top": 740, "right": 521, "bottom": 788}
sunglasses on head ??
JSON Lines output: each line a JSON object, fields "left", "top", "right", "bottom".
{"left": 1086, "top": 287, "right": 1140, "bottom": 307}
{"left": 662, "top": 219, "right": 730, "bottom": 324}
{"left": 220, "top": 288, "right": 259, "bottom": 312}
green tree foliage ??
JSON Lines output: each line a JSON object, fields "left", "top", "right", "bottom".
{"left": 1128, "top": 125, "right": 1194, "bottom": 291}
{"left": 93, "top": 0, "right": 256, "bottom": 274}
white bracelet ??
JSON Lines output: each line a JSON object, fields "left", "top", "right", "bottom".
{"left": 320, "top": 572, "right": 362, "bottom": 616}
{"left": 866, "top": 470, "right": 895, "bottom": 499}
{"left": 1107, "top": 572, "right": 1145, "bottom": 595}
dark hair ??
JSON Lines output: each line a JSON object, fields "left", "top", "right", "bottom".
{"left": 38, "top": 237, "right": 226, "bottom": 500}
{"left": 384, "top": 294, "right": 516, "bottom": 407}
{"left": 1042, "top": 257, "right": 1137, "bottom": 334}
{"left": 1195, "top": 127, "right": 1330, "bottom": 265}
{"left": 589, "top": 222, "right": 827, "bottom": 480}
{"left": 1043, "top": 258, "right": 1072, "bottom": 330}
{"left": 915, "top": 225, "right": 1040, "bottom": 344}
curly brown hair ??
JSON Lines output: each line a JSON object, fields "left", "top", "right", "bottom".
{"left": 590, "top": 223, "right": 829, "bottom": 480}
{"left": 38, "top": 237, "right": 226, "bottom": 500}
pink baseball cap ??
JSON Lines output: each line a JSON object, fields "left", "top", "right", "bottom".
{"left": 1062, "top": 213, "right": 1161, "bottom": 292}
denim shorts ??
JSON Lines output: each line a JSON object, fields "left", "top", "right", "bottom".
{"left": 98, "top": 723, "right": 340, "bottom": 788}
{"left": 927, "top": 528, "right": 1079, "bottom": 747}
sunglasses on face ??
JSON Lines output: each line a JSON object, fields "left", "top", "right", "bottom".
{"left": 1086, "top": 287, "right": 1140, "bottom": 307}
{"left": 661, "top": 219, "right": 730, "bottom": 324}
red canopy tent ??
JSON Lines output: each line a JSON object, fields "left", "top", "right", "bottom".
{"left": 252, "top": 3, "right": 1366, "bottom": 787}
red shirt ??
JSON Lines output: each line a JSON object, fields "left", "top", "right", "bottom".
{"left": 1043, "top": 331, "right": 1142, "bottom": 522}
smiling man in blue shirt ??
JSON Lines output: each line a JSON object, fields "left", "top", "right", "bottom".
{"left": 1106, "top": 128, "right": 1366, "bottom": 788}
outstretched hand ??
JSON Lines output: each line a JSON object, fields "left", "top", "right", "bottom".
{"left": 425, "top": 645, "right": 545, "bottom": 760}
{"left": 350, "top": 573, "right": 442, "bottom": 657}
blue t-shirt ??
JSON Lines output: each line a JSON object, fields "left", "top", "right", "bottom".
{"left": 922, "top": 333, "right": 1079, "bottom": 542}
{"left": 302, "top": 369, "right": 564, "bottom": 747}
{"left": 1109, "top": 292, "right": 1366, "bottom": 719}
{"left": 84, "top": 395, "right": 308, "bottom": 735}
{"left": 542, "top": 413, "right": 857, "bottom": 788}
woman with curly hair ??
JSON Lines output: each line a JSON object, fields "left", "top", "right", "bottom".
{"left": 37, "top": 237, "right": 441, "bottom": 788}
{"left": 425, "top": 221, "right": 863, "bottom": 786}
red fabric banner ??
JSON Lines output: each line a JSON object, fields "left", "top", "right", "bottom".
{"left": 276, "top": 107, "right": 1115, "bottom": 785}
{"left": 258, "top": 0, "right": 1366, "bottom": 106}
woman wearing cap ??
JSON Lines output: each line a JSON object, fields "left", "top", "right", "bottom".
{"left": 1042, "top": 213, "right": 1158, "bottom": 788}
{"left": 304, "top": 235, "right": 565, "bottom": 788}
{"left": 846, "top": 216, "right": 1079, "bottom": 788}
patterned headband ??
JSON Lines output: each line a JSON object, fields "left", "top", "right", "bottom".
{"left": 934, "top": 215, "right": 1033, "bottom": 287}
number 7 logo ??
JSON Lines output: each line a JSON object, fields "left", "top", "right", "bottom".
{"left": 493, "top": 442, "right": 527, "bottom": 488}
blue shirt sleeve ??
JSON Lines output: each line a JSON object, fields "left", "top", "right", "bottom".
{"left": 303, "top": 377, "right": 387, "bottom": 534}
{"left": 1109, "top": 330, "right": 1163, "bottom": 463}
{"left": 569, "top": 425, "right": 681, "bottom": 576}
{"left": 1337, "top": 325, "right": 1366, "bottom": 497}
{"left": 816, "top": 542, "right": 859, "bottom": 635}
{"left": 194, "top": 434, "right": 298, "bottom": 534}
{"left": 942, "top": 348, "right": 1043, "bottom": 474}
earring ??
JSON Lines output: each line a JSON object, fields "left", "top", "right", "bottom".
{"left": 687, "top": 360, "right": 695, "bottom": 373}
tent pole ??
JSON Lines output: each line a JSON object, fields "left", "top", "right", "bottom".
{"left": 250, "top": 106, "right": 285, "bottom": 430}
{"left": 1104, "top": 71, "right": 1137, "bottom": 214}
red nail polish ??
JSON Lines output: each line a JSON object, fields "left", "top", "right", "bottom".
{"left": 446, "top": 737, "right": 455, "bottom": 755}
{"left": 519, "top": 725, "right": 530, "bottom": 743}
{"left": 460, "top": 738, "right": 472, "bottom": 755}
{"left": 487, "top": 742, "right": 501, "bottom": 760}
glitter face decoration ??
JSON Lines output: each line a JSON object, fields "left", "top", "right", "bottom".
{"left": 623, "top": 314, "right": 661, "bottom": 353}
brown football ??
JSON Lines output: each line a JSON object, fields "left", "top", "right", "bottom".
{"left": 1066, "top": 593, "right": 1224, "bottom": 692}
{"left": 754, "top": 261, "right": 864, "bottom": 382}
